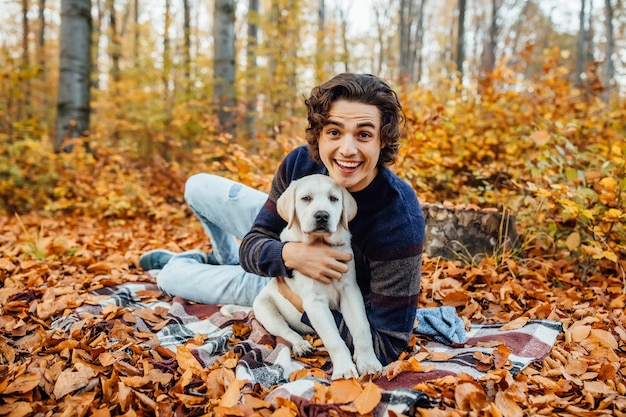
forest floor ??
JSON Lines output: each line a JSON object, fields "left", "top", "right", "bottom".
{"left": 1, "top": 210, "right": 625, "bottom": 416}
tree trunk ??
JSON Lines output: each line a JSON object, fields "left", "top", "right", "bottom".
{"left": 455, "top": 0, "right": 466, "bottom": 78}
{"left": 482, "top": 0, "right": 498, "bottom": 75}
{"left": 422, "top": 202, "right": 519, "bottom": 262}
{"left": 55, "top": 0, "right": 92, "bottom": 152}
{"left": 106, "top": 0, "right": 120, "bottom": 83}
{"left": 603, "top": 0, "right": 614, "bottom": 93}
{"left": 133, "top": 0, "right": 139, "bottom": 65}
{"left": 245, "top": 0, "right": 259, "bottom": 141}
{"left": 22, "top": 0, "right": 31, "bottom": 119}
{"left": 399, "top": 0, "right": 415, "bottom": 82}
{"left": 315, "top": 0, "right": 325, "bottom": 83}
{"left": 214, "top": 0, "right": 236, "bottom": 136}
{"left": 337, "top": 3, "right": 350, "bottom": 73}
{"left": 182, "top": 0, "right": 191, "bottom": 97}
{"left": 91, "top": 0, "right": 102, "bottom": 89}
{"left": 37, "top": 0, "right": 47, "bottom": 114}
{"left": 415, "top": 0, "right": 426, "bottom": 84}
{"left": 576, "top": 0, "right": 586, "bottom": 85}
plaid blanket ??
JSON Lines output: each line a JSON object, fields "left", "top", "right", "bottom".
{"left": 53, "top": 282, "right": 561, "bottom": 414}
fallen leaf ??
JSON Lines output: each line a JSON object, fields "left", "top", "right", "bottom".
{"left": 454, "top": 381, "right": 488, "bottom": 411}
{"left": 499, "top": 316, "right": 529, "bottom": 331}
{"left": 354, "top": 381, "right": 382, "bottom": 415}
{"left": 2, "top": 372, "right": 42, "bottom": 394}
{"left": 328, "top": 378, "right": 362, "bottom": 403}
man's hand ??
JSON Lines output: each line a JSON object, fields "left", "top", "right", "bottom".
{"left": 282, "top": 241, "right": 352, "bottom": 284}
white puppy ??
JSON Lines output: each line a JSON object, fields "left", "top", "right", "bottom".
{"left": 252, "top": 174, "right": 382, "bottom": 379}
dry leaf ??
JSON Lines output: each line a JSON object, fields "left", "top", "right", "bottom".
{"left": 499, "top": 316, "right": 529, "bottom": 331}
{"left": 3, "top": 372, "right": 42, "bottom": 395}
{"left": 454, "top": 382, "right": 488, "bottom": 411}
{"left": 354, "top": 381, "right": 382, "bottom": 414}
{"left": 219, "top": 379, "right": 242, "bottom": 407}
{"left": 493, "top": 344, "right": 512, "bottom": 369}
{"left": 175, "top": 345, "right": 204, "bottom": 375}
{"left": 328, "top": 378, "right": 362, "bottom": 403}
{"left": 386, "top": 356, "right": 435, "bottom": 381}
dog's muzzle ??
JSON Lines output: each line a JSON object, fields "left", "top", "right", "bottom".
{"left": 314, "top": 210, "right": 330, "bottom": 231}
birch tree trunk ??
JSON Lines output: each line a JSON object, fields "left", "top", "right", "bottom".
{"left": 55, "top": 0, "right": 92, "bottom": 152}
{"left": 214, "top": 0, "right": 236, "bottom": 136}
{"left": 182, "top": 0, "right": 191, "bottom": 96}
{"left": 22, "top": 0, "right": 31, "bottom": 118}
{"left": 456, "top": 0, "right": 466, "bottom": 79}
{"left": 315, "top": 0, "right": 325, "bottom": 83}
{"left": 576, "top": 0, "right": 586, "bottom": 85}
{"left": 603, "top": 0, "right": 614, "bottom": 97}
{"left": 245, "top": 0, "right": 259, "bottom": 141}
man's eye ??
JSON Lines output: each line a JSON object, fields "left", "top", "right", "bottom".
{"left": 359, "top": 132, "right": 372, "bottom": 139}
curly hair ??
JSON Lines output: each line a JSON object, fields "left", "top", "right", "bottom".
{"left": 304, "top": 73, "right": 405, "bottom": 166}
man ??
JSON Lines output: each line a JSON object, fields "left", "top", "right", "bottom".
{"left": 140, "top": 73, "right": 425, "bottom": 364}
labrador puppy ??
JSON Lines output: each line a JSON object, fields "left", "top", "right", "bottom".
{"left": 252, "top": 174, "right": 382, "bottom": 379}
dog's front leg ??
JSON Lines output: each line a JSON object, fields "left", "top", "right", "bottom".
{"left": 339, "top": 286, "right": 383, "bottom": 375}
{"left": 253, "top": 287, "right": 313, "bottom": 356}
{"left": 302, "top": 299, "right": 358, "bottom": 379}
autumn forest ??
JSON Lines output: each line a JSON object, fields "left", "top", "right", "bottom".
{"left": 1, "top": 0, "right": 626, "bottom": 415}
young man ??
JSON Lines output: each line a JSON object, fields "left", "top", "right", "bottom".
{"left": 140, "top": 73, "right": 425, "bottom": 365}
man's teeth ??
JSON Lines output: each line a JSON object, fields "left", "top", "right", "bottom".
{"left": 337, "top": 160, "right": 360, "bottom": 168}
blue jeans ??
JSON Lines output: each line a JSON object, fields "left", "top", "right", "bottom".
{"left": 157, "top": 173, "right": 270, "bottom": 306}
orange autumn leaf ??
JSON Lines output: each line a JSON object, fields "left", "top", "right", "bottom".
{"left": 354, "top": 381, "right": 382, "bottom": 414}
{"left": 499, "top": 316, "right": 529, "bottom": 331}
{"left": 493, "top": 344, "right": 512, "bottom": 369}
{"left": 454, "top": 381, "right": 488, "bottom": 411}
{"left": 175, "top": 345, "right": 204, "bottom": 375}
{"left": 328, "top": 378, "right": 362, "bottom": 403}
{"left": 2, "top": 372, "right": 42, "bottom": 395}
{"left": 531, "top": 130, "right": 550, "bottom": 146}
{"left": 386, "top": 356, "right": 435, "bottom": 381}
{"left": 219, "top": 379, "right": 242, "bottom": 408}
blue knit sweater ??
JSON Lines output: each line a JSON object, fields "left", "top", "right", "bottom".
{"left": 240, "top": 146, "right": 424, "bottom": 364}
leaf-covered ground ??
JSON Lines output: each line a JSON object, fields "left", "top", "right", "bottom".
{"left": 1, "top": 210, "right": 625, "bottom": 416}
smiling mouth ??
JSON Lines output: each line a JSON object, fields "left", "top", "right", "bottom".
{"left": 336, "top": 160, "right": 361, "bottom": 170}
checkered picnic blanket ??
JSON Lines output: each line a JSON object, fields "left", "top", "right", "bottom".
{"left": 53, "top": 282, "right": 562, "bottom": 414}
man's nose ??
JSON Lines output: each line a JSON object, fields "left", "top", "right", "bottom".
{"left": 339, "top": 135, "right": 357, "bottom": 155}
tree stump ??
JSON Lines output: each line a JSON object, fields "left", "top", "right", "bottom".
{"left": 422, "top": 202, "right": 519, "bottom": 262}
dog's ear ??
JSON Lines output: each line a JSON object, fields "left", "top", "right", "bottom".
{"left": 277, "top": 180, "right": 298, "bottom": 229}
{"left": 340, "top": 187, "right": 357, "bottom": 229}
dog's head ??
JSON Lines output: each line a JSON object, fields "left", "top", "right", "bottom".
{"left": 277, "top": 174, "right": 357, "bottom": 235}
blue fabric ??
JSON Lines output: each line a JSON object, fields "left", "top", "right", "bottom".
{"left": 414, "top": 307, "right": 467, "bottom": 345}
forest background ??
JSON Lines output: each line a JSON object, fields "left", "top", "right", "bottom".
{"left": 1, "top": 0, "right": 626, "bottom": 415}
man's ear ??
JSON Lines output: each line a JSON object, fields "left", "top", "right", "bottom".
{"left": 340, "top": 188, "right": 357, "bottom": 229}
{"left": 277, "top": 180, "right": 298, "bottom": 229}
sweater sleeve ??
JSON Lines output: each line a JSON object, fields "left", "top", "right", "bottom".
{"left": 238, "top": 163, "right": 290, "bottom": 277}
{"left": 239, "top": 146, "right": 325, "bottom": 277}
{"left": 367, "top": 249, "right": 423, "bottom": 364}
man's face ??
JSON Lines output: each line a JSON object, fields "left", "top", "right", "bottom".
{"left": 318, "top": 99, "right": 384, "bottom": 192}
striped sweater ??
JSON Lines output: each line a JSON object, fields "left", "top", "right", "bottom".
{"left": 239, "top": 146, "right": 424, "bottom": 365}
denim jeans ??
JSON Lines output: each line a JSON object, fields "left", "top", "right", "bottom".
{"left": 157, "top": 173, "right": 271, "bottom": 306}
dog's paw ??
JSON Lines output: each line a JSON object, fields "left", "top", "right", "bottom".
{"left": 355, "top": 354, "right": 383, "bottom": 375}
{"left": 291, "top": 340, "right": 313, "bottom": 357}
{"left": 331, "top": 363, "right": 359, "bottom": 380}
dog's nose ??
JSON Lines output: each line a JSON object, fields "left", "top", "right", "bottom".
{"left": 315, "top": 211, "right": 330, "bottom": 223}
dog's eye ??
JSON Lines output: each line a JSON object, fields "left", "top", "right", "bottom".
{"left": 301, "top": 195, "right": 312, "bottom": 202}
{"left": 329, "top": 195, "right": 339, "bottom": 203}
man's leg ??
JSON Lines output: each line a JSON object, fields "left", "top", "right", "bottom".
{"left": 156, "top": 253, "right": 269, "bottom": 306}
{"left": 184, "top": 173, "right": 268, "bottom": 265}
